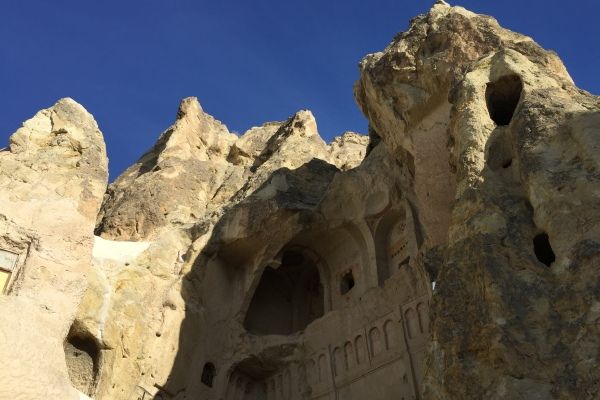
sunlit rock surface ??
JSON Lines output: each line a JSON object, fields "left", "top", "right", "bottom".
{"left": 1, "top": 3, "right": 599, "bottom": 400}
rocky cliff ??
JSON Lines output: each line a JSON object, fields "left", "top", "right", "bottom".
{"left": 356, "top": 3, "right": 599, "bottom": 398}
{"left": 0, "top": 3, "right": 599, "bottom": 400}
{"left": 0, "top": 99, "right": 108, "bottom": 400}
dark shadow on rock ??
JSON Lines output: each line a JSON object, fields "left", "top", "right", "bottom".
{"left": 151, "top": 158, "right": 339, "bottom": 399}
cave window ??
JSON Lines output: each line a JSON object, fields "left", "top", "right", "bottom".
{"left": 398, "top": 256, "right": 411, "bottom": 271}
{"left": 64, "top": 329, "right": 101, "bottom": 396}
{"left": 243, "top": 249, "right": 324, "bottom": 335}
{"left": 201, "top": 362, "right": 216, "bottom": 387}
{"left": 533, "top": 233, "right": 555, "bottom": 266}
{"left": 0, "top": 249, "right": 18, "bottom": 294}
{"left": 485, "top": 74, "right": 523, "bottom": 126}
{"left": 340, "top": 270, "right": 355, "bottom": 295}
{"left": 0, "top": 267, "right": 11, "bottom": 294}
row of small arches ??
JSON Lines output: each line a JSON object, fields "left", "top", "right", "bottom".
{"left": 306, "top": 318, "right": 402, "bottom": 384}
{"left": 405, "top": 302, "right": 428, "bottom": 340}
{"left": 224, "top": 369, "right": 292, "bottom": 400}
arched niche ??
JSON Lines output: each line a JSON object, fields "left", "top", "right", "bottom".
{"left": 485, "top": 74, "right": 523, "bottom": 126}
{"left": 287, "top": 223, "right": 374, "bottom": 308}
{"left": 243, "top": 247, "right": 325, "bottom": 335}
{"left": 201, "top": 362, "right": 217, "bottom": 388}
{"left": 373, "top": 205, "right": 417, "bottom": 286}
{"left": 64, "top": 327, "right": 101, "bottom": 397}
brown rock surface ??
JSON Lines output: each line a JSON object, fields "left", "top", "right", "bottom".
{"left": 356, "top": 3, "right": 600, "bottom": 399}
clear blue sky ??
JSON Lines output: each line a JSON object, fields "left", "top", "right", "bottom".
{"left": 1, "top": 0, "right": 598, "bottom": 179}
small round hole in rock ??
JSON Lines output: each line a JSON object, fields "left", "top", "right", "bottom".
{"left": 533, "top": 233, "right": 555, "bottom": 266}
{"left": 486, "top": 130, "right": 514, "bottom": 170}
{"left": 340, "top": 271, "right": 355, "bottom": 295}
{"left": 486, "top": 74, "right": 523, "bottom": 126}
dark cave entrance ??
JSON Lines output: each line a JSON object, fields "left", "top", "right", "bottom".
{"left": 244, "top": 249, "right": 324, "bottom": 335}
{"left": 340, "top": 270, "right": 355, "bottom": 295}
{"left": 533, "top": 233, "right": 556, "bottom": 266}
{"left": 486, "top": 74, "right": 523, "bottom": 126}
{"left": 201, "top": 362, "right": 216, "bottom": 387}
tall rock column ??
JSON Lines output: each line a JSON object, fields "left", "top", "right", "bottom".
{"left": 0, "top": 99, "right": 108, "bottom": 400}
{"left": 356, "top": 3, "right": 600, "bottom": 399}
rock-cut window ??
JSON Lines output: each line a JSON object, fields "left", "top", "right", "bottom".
{"left": 201, "top": 362, "right": 216, "bottom": 387}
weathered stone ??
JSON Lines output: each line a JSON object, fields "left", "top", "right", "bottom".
{"left": 96, "top": 97, "right": 239, "bottom": 241}
{"left": 327, "top": 131, "right": 369, "bottom": 170}
{"left": 0, "top": 98, "right": 108, "bottom": 400}
{"left": 2, "top": 3, "right": 599, "bottom": 400}
{"left": 356, "top": 3, "right": 600, "bottom": 399}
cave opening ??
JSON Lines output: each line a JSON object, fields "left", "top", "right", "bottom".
{"left": 340, "top": 270, "right": 355, "bottom": 295}
{"left": 485, "top": 74, "right": 523, "bottom": 126}
{"left": 64, "top": 328, "right": 101, "bottom": 396}
{"left": 533, "top": 233, "right": 556, "bottom": 266}
{"left": 244, "top": 250, "right": 324, "bottom": 335}
{"left": 201, "top": 362, "right": 216, "bottom": 387}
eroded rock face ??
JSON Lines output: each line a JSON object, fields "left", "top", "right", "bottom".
{"left": 96, "top": 97, "right": 239, "bottom": 241}
{"left": 0, "top": 98, "right": 108, "bottom": 400}
{"left": 356, "top": 3, "right": 600, "bottom": 399}
{"left": 88, "top": 131, "right": 428, "bottom": 400}
{"left": 84, "top": 101, "right": 381, "bottom": 400}
{"left": 2, "top": 3, "right": 599, "bottom": 400}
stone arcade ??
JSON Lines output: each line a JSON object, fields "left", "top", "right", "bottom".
{"left": 197, "top": 201, "right": 431, "bottom": 400}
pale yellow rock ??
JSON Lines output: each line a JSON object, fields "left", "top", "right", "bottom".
{"left": 0, "top": 98, "right": 108, "bottom": 400}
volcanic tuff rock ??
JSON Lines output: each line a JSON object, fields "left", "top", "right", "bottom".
{"left": 356, "top": 3, "right": 600, "bottom": 399}
{"left": 0, "top": 98, "right": 108, "bottom": 400}
{"left": 69, "top": 99, "right": 371, "bottom": 400}
{"left": 1, "top": 3, "right": 599, "bottom": 400}
{"left": 96, "top": 101, "right": 366, "bottom": 242}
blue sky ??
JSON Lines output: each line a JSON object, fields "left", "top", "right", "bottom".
{"left": 1, "top": 0, "right": 598, "bottom": 179}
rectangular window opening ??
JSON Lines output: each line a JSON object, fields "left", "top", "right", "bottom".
{"left": 0, "top": 249, "right": 19, "bottom": 294}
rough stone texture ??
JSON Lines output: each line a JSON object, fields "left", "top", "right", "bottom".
{"left": 88, "top": 125, "right": 428, "bottom": 400}
{"left": 96, "top": 97, "right": 239, "bottom": 241}
{"left": 2, "top": 3, "right": 599, "bottom": 400}
{"left": 0, "top": 98, "right": 108, "bottom": 400}
{"left": 356, "top": 3, "right": 600, "bottom": 399}
{"left": 327, "top": 132, "right": 369, "bottom": 171}
{"left": 77, "top": 101, "right": 375, "bottom": 400}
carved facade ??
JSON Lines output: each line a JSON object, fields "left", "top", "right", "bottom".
{"left": 193, "top": 201, "right": 432, "bottom": 400}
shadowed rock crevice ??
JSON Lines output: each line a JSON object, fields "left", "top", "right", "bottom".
{"left": 533, "top": 233, "right": 556, "bottom": 267}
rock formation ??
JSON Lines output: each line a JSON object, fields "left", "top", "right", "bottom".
{"left": 356, "top": 4, "right": 599, "bottom": 399}
{"left": 1, "top": 3, "right": 599, "bottom": 400}
{"left": 0, "top": 98, "right": 108, "bottom": 399}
